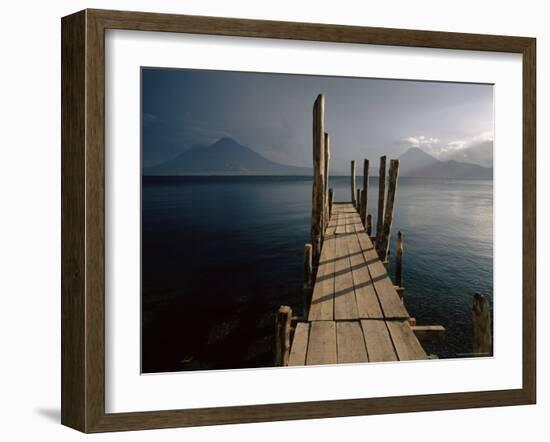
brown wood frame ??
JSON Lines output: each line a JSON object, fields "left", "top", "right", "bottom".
{"left": 61, "top": 8, "right": 536, "bottom": 433}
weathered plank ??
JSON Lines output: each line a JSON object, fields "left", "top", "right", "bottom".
{"left": 334, "top": 227, "right": 360, "bottom": 320}
{"left": 336, "top": 321, "right": 368, "bottom": 363}
{"left": 335, "top": 211, "right": 346, "bottom": 235}
{"left": 346, "top": 230, "right": 384, "bottom": 319}
{"left": 356, "top": 231, "right": 409, "bottom": 319}
{"left": 360, "top": 319, "right": 397, "bottom": 362}
{"left": 308, "top": 232, "right": 336, "bottom": 321}
{"left": 386, "top": 320, "right": 427, "bottom": 361}
{"left": 288, "top": 322, "right": 310, "bottom": 366}
{"left": 306, "top": 321, "right": 337, "bottom": 365}
{"left": 412, "top": 325, "right": 446, "bottom": 341}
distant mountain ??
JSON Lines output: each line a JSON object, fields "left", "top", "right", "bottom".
{"left": 399, "top": 147, "right": 492, "bottom": 179}
{"left": 442, "top": 140, "right": 493, "bottom": 168}
{"left": 144, "top": 137, "right": 311, "bottom": 176}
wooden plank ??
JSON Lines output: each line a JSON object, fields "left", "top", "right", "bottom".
{"left": 346, "top": 231, "right": 384, "bottom": 319}
{"left": 386, "top": 320, "right": 428, "bottom": 361}
{"left": 333, "top": 230, "right": 360, "bottom": 320}
{"left": 336, "top": 321, "right": 368, "bottom": 363}
{"left": 288, "top": 323, "right": 310, "bottom": 366}
{"left": 356, "top": 231, "right": 409, "bottom": 319}
{"left": 360, "top": 319, "right": 397, "bottom": 362}
{"left": 335, "top": 211, "right": 346, "bottom": 234}
{"left": 412, "top": 325, "right": 446, "bottom": 341}
{"left": 308, "top": 230, "right": 336, "bottom": 321}
{"left": 308, "top": 237, "right": 335, "bottom": 321}
{"left": 306, "top": 321, "right": 337, "bottom": 365}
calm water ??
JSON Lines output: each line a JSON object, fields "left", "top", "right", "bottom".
{"left": 142, "top": 176, "right": 493, "bottom": 373}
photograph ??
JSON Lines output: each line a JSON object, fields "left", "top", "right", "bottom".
{"left": 140, "top": 67, "right": 494, "bottom": 373}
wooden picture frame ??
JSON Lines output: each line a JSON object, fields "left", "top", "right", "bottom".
{"left": 61, "top": 8, "right": 536, "bottom": 433}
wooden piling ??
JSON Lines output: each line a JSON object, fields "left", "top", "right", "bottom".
{"left": 323, "top": 132, "right": 330, "bottom": 236}
{"left": 303, "top": 243, "right": 313, "bottom": 317}
{"left": 376, "top": 156, "right": 387, "bottom": 247}
{"left": 377, "top": 159, "right": 399, "bottom": 262}
{"left": 351, "top": 160, "right": 356, "bottom": 207}
{"left": 311, "top": 94, "right": 325, "bottom": 268}
{"left": 275, "top": 305, "right": 293, "bottom": 366}
{"left": 328, "top": 188, "right": 334, "bottom": 217}
{"left": 396, "top": 231, "right": 403, "bottom": 287}
{"left": 356, "top": 189, "right": 361, "bottom": 213}
{"left": 366, "top": 214, "right": 372, "bottom": 235}
{"left": 360, "top": 159, "right": 369, "bottom": 226}
{"left": 472, "top": 293, "right": 492, "bottom": 355}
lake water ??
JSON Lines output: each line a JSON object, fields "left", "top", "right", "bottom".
{"left": 142, "top": 176, "right": 493, "bottom": 373}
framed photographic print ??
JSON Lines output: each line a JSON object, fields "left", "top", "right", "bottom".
{"left": 61, "top": 9, "right": 536, "bottom": 433}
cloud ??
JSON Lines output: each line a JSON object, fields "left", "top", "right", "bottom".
{"left": 402, "top": 131, "right": 493, "bottom": 160}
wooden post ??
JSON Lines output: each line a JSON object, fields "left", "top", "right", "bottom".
{"left": 377, "top": 159, "right": 399, "bottom": 261}
{"left": 396, "top": 231, "right": 403, "bottom": 288}
{"left": 310, "top": 95, "right": 325, "bottom": 269}
{"left": 328, "top": 188, "right": 334, "bottom": 217}
{"left": 366, "top": 214, "right": 372, "bottom": 235}
{"left": 303, "top": 243, "right": 313, "bottom": 317}
{"left": 376, "top": 156, "right": 387, "bottom": 247}
{"left": 323, "top": 132, "right": 330, "bottom": 236}
{"left": 361, "top": 159, "right": 369, "bottom": 226}
{"left": 472, "top": 293, "right": 492, "bottom": 355}
{"left": 275, "top": 305, "right": 293, "bottom": 366}
{"left": 356, "top": 189, "right": 361, "bottom": 213}
{"left": 351, "top": 160, "right": 356, "bottom": 206}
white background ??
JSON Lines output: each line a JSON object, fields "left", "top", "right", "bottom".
{"left": 106, "top": 30, "right": 523, "bottom": 413}
{"left": 0, "top": 0, "right": 547, "bottom": 440}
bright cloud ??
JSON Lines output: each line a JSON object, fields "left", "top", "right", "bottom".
{"left": 403, "top": 132, "right": 493, "bottom": 158}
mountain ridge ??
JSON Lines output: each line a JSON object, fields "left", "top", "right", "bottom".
{"left": 399, "top": 147, "right": 492, "bottom": 179}
{"left": 144, "top": 137, "right": 311, "bottom": 176}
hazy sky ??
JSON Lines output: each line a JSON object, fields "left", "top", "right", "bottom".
{"left": 142, "top": 68, "right": 494, "bottom": 171}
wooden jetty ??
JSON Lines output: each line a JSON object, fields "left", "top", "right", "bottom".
{"left": 274, "top": 94, "right": 449, "bottom": 367}
{"left": 289, "top": 202, "right": 428, "bottom": 365}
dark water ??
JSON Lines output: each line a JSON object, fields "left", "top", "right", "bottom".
{"left": 141, "top": 176, "right": 493, "bottom": 373}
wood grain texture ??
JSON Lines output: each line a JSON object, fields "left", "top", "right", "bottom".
{"left": 360, "top": 320, "right": 398, "bottom": 362}
{"left": 288, "top": 323, "right": 310, "bottom": 366}
{"left": 61, "top": 8, "right": 536, "bottom": 432}
{"left": 336, "top": 321, "right": 369, "bottom": 363}
{"left": 386, "top": 320, "right": 428, "bottom": 361}
{"left": 61, "top": 10, "right": 86, "bottom": 432}
{"left": 306, "top": 321, "right": 337, "bottom": 365}
{"left": 357, "top": 232, "right": 409, "bottom": 319}
{"left": 347, "top": 223, "right": 384, "bottom": 319}
{"left": 333, "top": 225, "right": 359, "bottom": 320}
{"left": 308, "top": 230, "right": 336, "bottom": 321}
